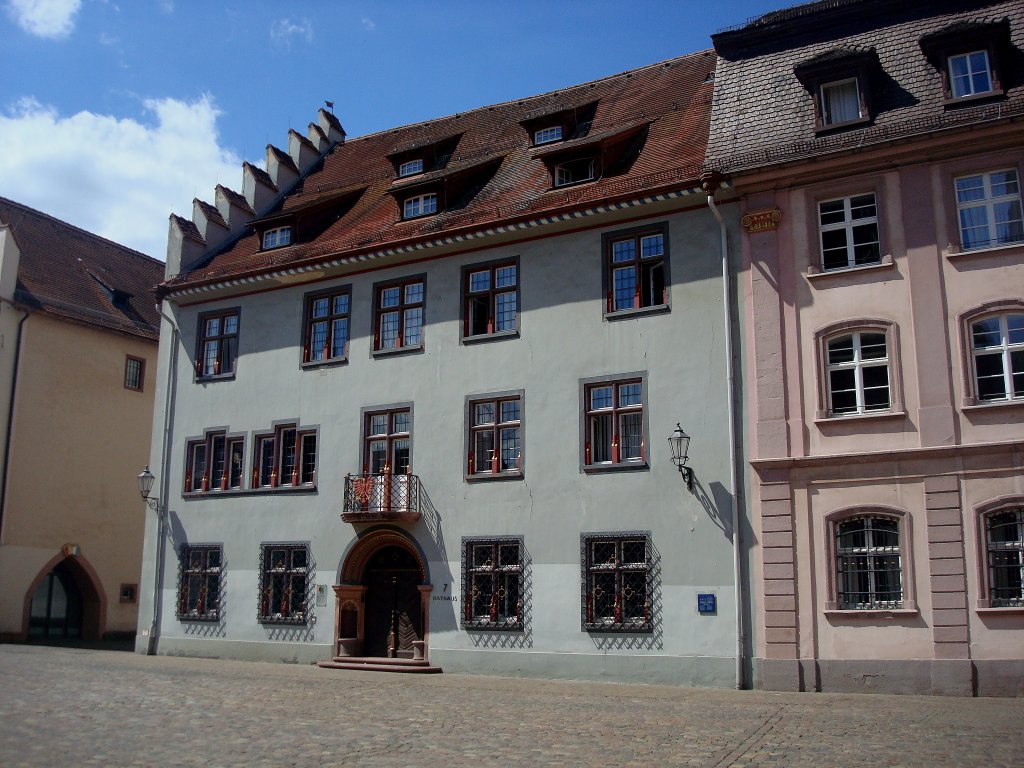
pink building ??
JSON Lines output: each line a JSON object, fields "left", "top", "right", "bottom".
{"left": 709, "top": 0, "right": 1024, "bottom": 695}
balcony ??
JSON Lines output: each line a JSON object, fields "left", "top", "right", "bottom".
{"left": 342, "top": 472, "right": 422, "bottom": 523}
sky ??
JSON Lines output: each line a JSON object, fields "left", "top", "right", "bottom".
{"left": 0, "top": 0, "right": 783, "bottom": 260}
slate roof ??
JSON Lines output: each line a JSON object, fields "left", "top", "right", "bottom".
{"left": 707, "top": 0, "right": 1024, "bottom": 173}
{"left": 0, "top": 197, "right": 163, "bottom": 340}
{"left": 164, "top": 50, "right": 717, "bottom": 292}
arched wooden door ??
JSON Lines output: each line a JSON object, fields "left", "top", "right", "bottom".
{"left": 362, "top": 546, "right": 423, "bottom": 658}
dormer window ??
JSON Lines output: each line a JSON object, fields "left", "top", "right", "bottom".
{"left": 398, "top": 158, "right": 424, "bottom": 178}
{"left": 920, "top": 20, "right": 1010, "bottom": 107}
{"left": 262, "top": 226, "right": 291, "bottom": 249}
{"left": 403, "top": 192, "right": 438, "bottom": 219}
{"left": 820, "top": 78, "right": 862, "bottom": 126}
{"left": 533, "top": 126, "right": 563, "bottom": 145}
{"left": 554, "top": 158, "right": 595, "bottom": 188}
{"left": 949, "top": 51, "right": 993, "bottom": 99}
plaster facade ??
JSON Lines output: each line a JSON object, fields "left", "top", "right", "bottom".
{"left": 710, "top": 0, "right": 1024, "bottom": 695}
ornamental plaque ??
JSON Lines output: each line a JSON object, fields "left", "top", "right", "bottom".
{"left": 742, "top": 208, "right": 782, "bottom": 233}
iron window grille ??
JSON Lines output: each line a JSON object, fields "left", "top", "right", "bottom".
{"left": 581, "top": 533, "right": 652, "bottom": 632}
{"left": 835, "top": 516, "right": 902, "bottom": 609}
{"left": 258, "top": 543, "right": 311, "bottom": 625}
{"left": 464, "top": 262, "right": 518, "bottom": 338}
{"left": 195, "top": 309, "right": 239, "bottom": 379}
{"left": 184, "top": 432, "right": 244, "bottom": 493}
{"left": 461, "top": 537, "right": 523, "bottom": 630}
{"left": 818, "top": 194, "right": 880, "bottom": 270}
{"left": 374, "top": 280, "right": 424, "bottom": 351}
{"left": 177, "top": 544, "right": 222, "bottom": 622}
{"left": 825, "top": 331, "right": 890, "bottom": 416}
{"left": 986, "top": 507, "right": 1024, "bottom": 607}
{"left": 955, "top": 169, "right": 1023, "bottom": 251}
{"left": 605, "top": 225, "right": 668, "bottom": 313}
{"left": 584, "top": 378, "right": 645, "bottom": 466}
{"left": 303, "top": 288, "right": 350, "bottom": 363}
{"left": 468, "top": 396, "right": 522, "bottom": 476}
{"left": 970, "top": 312, "right": 1024, "bottom": 402}
{"left": 124, "top": 355, "right": 144, "bottom": 391}
{"left": 252, "top": 424, "right": 317, "bottom": 489}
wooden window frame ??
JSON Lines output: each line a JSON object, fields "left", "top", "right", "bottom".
{"left": 301, "top": 286, "right": 351, "bottom": 365}
{"left": 251, "top": 422, "right": 317, "bottom": 489}
{"left": 953, "top": 168, "right": 1023, "bottom": 252}
{"left": 465, "top": 391, "right": 523, "bottom": 480}
{"left": 817, "top": 193, "right": 881, "bottom": 271}
{"left": 184, "top": 430, "right": 245, "bottom": 494}
{"left": 373, "top": 277, "right": 426, "bottom": 354}
{"left": 398, "top": 158, "right": 424, "bottom": 178}
{"left": 123, "top": 355, "right": 145, "bottom": 392}
{"left": 403, "top": 192, "right": 439, "bottom": 219}
{"left": 461, "top": 258, "right": 519, "bottom": 341}
{"left": 813, "top": 319, "right": 905, "bottom": 420}
{"left": 461, "top": 537, "right": 524, "bottom": 630}
{"left": 602, "top": 222, "right": 670, "bottom": 318}
{"left": 177, "top": 544, "right": 222, "bottom": 622}
{"left": 262, "top": 225, "right": 292, "bottom": 250}
{"left": 258, "top": 542, "right": 311, "bottom": 625}
{"left": 362, "top": 406, "right": 413, "bottom": 475}
{"left": 553, "top": 156, "right": 597, "bottom": 188}
{"left": 195, "top": 308, "right": 240, "bottom": 380}
{"left": 579, "top": 372, "right": 648, "bottom": 472}
{"left": 581, "top": 532, "right": 653, "bottom": 633}
{"left": 959, "top": 302, "right": 1024, "bottom": 407}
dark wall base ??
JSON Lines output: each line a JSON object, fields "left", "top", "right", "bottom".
{"left": 755, "top": 657, "right": 1023, "bottom": 697}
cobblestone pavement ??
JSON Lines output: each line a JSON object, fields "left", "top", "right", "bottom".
{"left": 1, "top": 645, "right": 1022, "bottom": 767}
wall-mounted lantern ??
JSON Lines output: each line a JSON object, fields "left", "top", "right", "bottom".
{"left": 668, "top": 423, "right": 694, "bottom": 491}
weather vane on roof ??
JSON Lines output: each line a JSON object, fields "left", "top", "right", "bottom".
{"left": 325, "top": 100, "right": 334, "bottom": 114}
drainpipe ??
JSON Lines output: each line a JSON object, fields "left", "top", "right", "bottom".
{"left": 0, "top": 301, "right": 28, "bottom": 542}
{"left": 704, "top": 173, "right": 746, "bottom": 690}
{"left": 144, "top": 301, "right": 179, "bottom": 654}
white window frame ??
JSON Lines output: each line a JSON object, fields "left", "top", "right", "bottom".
{"left": 403, "top": 192, "right": 438, "bottom": 219}
{"left": 262, "top": 226, "right": 291, "bottom": 249}
{"left": 818, "top": 193, "right": 880, "bottom": 270}
{"left": 954, "top": 169, "right": 1023, "bottom": 251}
{"left": 533, "top": 126, "right": 563, "bottom": 145}
{"left": 825, "top": 331, "right": 891, "bottom": 416}
{"left": 398, "top": 158, "right": 424, "bottom": 177}
{"left": 819, "top": 77, "right": 862, "bottom": 126}
{"left": 970, "top": 312, "right": 1024, "bottom": 403}
{"left": 948, "top": 50, "right": 993, "bottom": 99}
{"left": 554, "top": 158, "right": 595, "bottom": 188}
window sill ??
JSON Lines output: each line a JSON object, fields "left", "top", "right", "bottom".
{"left": 195, "top": 373, "right": 235, "bottom": 384}
{"left": 824, "top": 607, "right": 918, "bottom": 617}
{"left": 582, "top": 461, "right": 648, "bottom": 474}
{"left": 806, "top": 255, "right": 894, "bottom": 282}
{"left": 463, "top": 622, "right": 524, "bottom": 632}
{"left": 947, "top": 240, "right": 1023, "bottom": 260}
{"left": 371, "top": 344, "right": 424, "bottom": 359}
{"left": 183, "top": 485, "right": 317, "bottom": 499}
{"left": 942, "top": 90, "right": 1005, "bottom": 109}
{"left": 814, "top": 116, "right": 871, "bottom": 135}
{"left": 813, "top": 409, "right": 907, "bottom": 424}
{"left": 583, "top": 623, "right": 652, "bottom": 634}
{"left": 462, "top": 329, "right": 519, "bottom": 345}
{"left": 962, "top": 398, "right": 1024, "bottom": 412}
{"left": 301, "top": 356, "right": 348, "bottom": 370}
{"left": 975, "top": 605, "right": 1024, "bottom": 613}
{"left": 604, "top": 304, "right": 670, "bottom": 321}
{"left": 177, "top": 614, "right": 220, "bottom": 623}
{"left": 257, "top": 616, "right": 308, "bottom": 626}
{"left": 465, "top": 471, "right": 524, "bottom": 483}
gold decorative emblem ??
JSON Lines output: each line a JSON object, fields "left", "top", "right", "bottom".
{"left": 741, "top": 208, "right": 782, "bottom": 233}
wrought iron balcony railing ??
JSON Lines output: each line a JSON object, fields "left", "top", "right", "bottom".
{"left": 342, "top": 472, "right": 422, "bottom": 523}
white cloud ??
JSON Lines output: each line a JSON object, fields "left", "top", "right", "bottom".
{"left": 0, "top": 95, "right": 243, "bottom": 259}
{"left": 270, "top": 17, "right": 312, "bottom": 47}
{"left": 98, "top": 31, "right": 118, "bottom": 45}
{"left": 360, "top": 16, "right": 375, "bottom": 31}
{"left": 157, "top": 0, "right": 173, "bottom": 13}
{"left": 6, "top": 0, "right": 82, "bottom": 39}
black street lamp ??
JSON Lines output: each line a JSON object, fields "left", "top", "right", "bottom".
{"left": 668, "top": 423, "right": 694, "bottom": 491}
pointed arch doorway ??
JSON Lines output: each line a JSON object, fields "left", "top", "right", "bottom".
{"left": 24, "top": 554, "right": 104, "bottom": 643}
{"left": 333, "top": 529, "right": 432, "bottom": 660}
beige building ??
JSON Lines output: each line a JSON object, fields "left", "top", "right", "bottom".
{"left": 0, "top": 198, "right": 162, "bottom": 643}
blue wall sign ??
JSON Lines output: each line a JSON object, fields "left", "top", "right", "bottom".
{"left": 697, "top": 593, "right": 717, "bottom": 615}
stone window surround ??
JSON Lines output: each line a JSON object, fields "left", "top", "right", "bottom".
{"left": 822, "top": 505, "right": 917, "bottom": 613}
{"left": 938, "top": 153, "right": 1024, "bottom": 258}
{"left": 802, "top": 175, "right": 892, "bottom": 277}
{"left": 973, "top": 494, "right": 1024, "bottom": 610}
{"left": 578, "top": 370, "right": 650, "bottom": 473}
{"left": 956, "top": 298, "right": 1024, "bottom": 408}
{"left": 812, "top": 318, "right": 906, "bottom": 421}
{"left": 300, "top": 283, "right": 352, "bottom": 368}
{"left": 463, "top": 389, "right": 525, "bottom": 482}
{"left": 460, "top": 256, "right": 521, "bottom": 343}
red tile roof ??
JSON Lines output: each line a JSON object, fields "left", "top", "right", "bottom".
{"left": 0, "top": 197, "right": 163, "bottom": 339}
{"left": 165, "top": 50, "right": 716, "bottom": 293}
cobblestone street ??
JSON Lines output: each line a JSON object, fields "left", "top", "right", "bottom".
{"left": 0, "top": 645, "right": 1021, "bottom": 767}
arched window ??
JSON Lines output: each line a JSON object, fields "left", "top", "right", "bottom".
{"left": 825, "top": 507, "right": 915, "bottom": 612}
{"left": 959, "top": 301, "right": 1024, "bottom": 407}
{"left": 814, "top": 320, "right": 904, "bottom": 419}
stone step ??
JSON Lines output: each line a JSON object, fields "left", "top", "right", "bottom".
{"left": 317, "top": 658, "right": 442, "bottom": 674}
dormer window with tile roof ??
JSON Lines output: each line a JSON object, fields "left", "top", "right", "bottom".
{"left": 398, "top": 158, "right": 424, "bottom": 178}
{"left": 522, "top": 101, "right": 597, "bottom": 146}
{"left": 262, "top": 225, "right": 292, "bottom": 250}
{"left": 554, "top": 157, "right": 597, "bottom": 188}
{"left": 403, "top": 192, "right": 438, "bottom": 219}
{"left": 794, "top": 48, "right": 879, "bottom": 133}
{"left": 533, "top": 126, "right": 563, "bottom": 145}
{"left": 536, "top": 120, "right": 648, "bottom": 190}
{"left": 920, "top": 19, "right": 1011, "bottom": 106}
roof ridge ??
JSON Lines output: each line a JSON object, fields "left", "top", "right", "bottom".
{"left": 0, "top": 195, "right": 164, "bottom": 267}
{"left": 345, "top": 49, "right": 715, "bottom": 144}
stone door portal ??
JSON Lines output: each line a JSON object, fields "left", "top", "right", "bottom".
{"left": 362, "top": 546, "right": 423, "bottom": 658}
